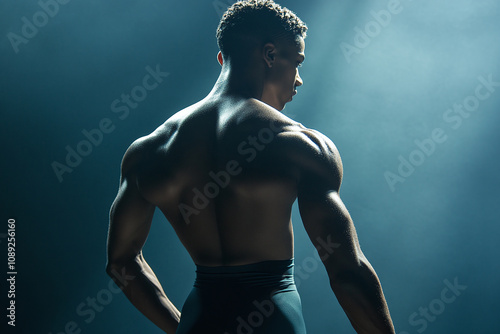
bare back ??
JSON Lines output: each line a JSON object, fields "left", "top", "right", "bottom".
{"left": 108, "top": 94, "right": 395, "bottom": 334}
{"left": 127, "top": 96, "right": 319, "bottom": 266}
{"left": 106, "top": 3, "right": 395, "bottom": 329}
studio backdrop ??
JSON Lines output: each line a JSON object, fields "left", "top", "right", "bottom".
{"left": 1, "top": 0, "right": 499, "bottom": 333}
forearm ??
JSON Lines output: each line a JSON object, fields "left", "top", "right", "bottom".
{"left": 330, "top": 258, "right": 395, "bottom": 334}
{"left": 107, "top": 255, "right": 180, "bottom": 334}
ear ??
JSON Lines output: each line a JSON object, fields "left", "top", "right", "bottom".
{"left": 262, "top": 43, "right": 276, "bottom": 68}
{"left": 217, "top": 51, "right": 223, "bottom": 66}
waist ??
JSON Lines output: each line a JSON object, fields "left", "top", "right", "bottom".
{"left": 194, "top": 258, "right": 295, "bottom": 289}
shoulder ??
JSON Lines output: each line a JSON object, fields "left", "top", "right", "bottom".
{"left": 119, "top": 99, "right": 213, "bottom": 176}
{"left": 276, "top": 123, "right": 343, "bottom": 191}
{"left": 120, "top": 120, "right": 179, "bottom": 178}
{"left": 236, "top": 99, "right": 343, "bottom": 187}
{"left": 281, "top": 124, "right": 340, "bottom": 158}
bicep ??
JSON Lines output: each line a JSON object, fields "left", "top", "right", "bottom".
{"left": 287, "top": 127, "right": 363, "bottom": 275}
{"left": 107, "top": 176, "right": 155, "bottom": 266}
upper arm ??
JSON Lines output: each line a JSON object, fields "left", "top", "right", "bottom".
{"left": 106, "top": 141, "right": 155, "bottom": 268}
{"left": 295, "top": 129, "right": 364, "bottom": 279}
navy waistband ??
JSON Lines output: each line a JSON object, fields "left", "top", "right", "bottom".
{"left": 194, "top": 259, "right": 295, "bottom": 289}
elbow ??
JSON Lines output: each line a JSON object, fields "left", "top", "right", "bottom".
{"left": 105, "top": 257, "right": 126, "bottom": 277}
{"left": 328, "top": 255, "right": 373, "bottom": 287}
{"left": 105, "top": 261, "right": 118, "bottom": 277}
{"left": 105, "top": 255, "right": 140, "bottom": 277}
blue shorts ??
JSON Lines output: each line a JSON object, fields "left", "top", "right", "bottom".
{"left": 176, "top": 259, "right": 306, "bottom": 334}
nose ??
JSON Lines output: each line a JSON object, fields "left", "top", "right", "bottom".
{"left": 295, "top": 72, "right": 303, "bottom": 87}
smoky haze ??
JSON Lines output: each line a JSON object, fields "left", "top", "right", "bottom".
{"left": 1, "top": 0, "right": 499, "bottom": 333}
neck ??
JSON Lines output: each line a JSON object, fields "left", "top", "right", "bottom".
{"left": 209, "top": 61, "right": 264, "bottom": 101}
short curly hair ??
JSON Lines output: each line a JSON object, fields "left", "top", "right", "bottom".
{"left": 216, "top": 0, "right": 307, "bottom": 59}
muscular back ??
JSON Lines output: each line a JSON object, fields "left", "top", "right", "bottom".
{"left": 121, "top": 95, "right": 341, "bottom": 267}
{"left": 107, "top": 93, "right": 396, "bottom": 334}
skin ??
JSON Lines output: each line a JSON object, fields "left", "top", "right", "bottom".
{"left": 106, "top": 35, "right": 396, "bottom": 333}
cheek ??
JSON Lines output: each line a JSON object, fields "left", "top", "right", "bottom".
{"left": 269, "top": 62, "right": 296, "bottom": 91}
{"left": 272, "top": 63, "right": 288, "bottom": 80}
{"left": 279, "top": 65, "right": 296, "bottom": 83}
{"left": 286, "top": 69, "right": 298, "bottom": 87}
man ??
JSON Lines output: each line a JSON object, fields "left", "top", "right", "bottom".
{"left": 106, "top": 1, "right": 396, "bottom": 333}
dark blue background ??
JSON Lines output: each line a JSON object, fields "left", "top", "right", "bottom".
{"left": 1, "top": 0, "right": 499, "bottom": 333}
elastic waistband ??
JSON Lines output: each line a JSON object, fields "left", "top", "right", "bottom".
{"left": 194, "top": 259, "right": 295, "bottom": 289}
